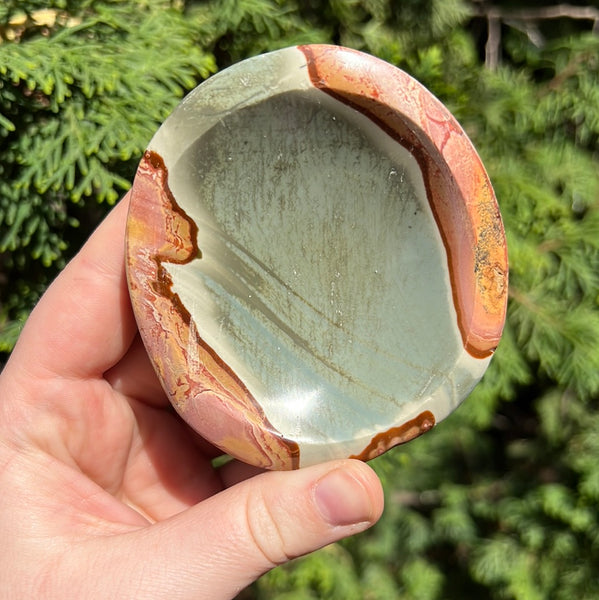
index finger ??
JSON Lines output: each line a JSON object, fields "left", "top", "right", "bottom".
{"left": 9, "top": 195, "right": 137, "bottom": 380}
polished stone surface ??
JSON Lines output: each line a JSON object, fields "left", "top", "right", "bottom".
{"left": 126, "top": 45, "right": 508, "bottom": 469}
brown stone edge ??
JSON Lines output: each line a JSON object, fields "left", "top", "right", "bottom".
{"left": 298, "top": 44, "right": 508, "bottom": 360}
{"left": 127, "top": 150, "right": 300, "bottom": 469}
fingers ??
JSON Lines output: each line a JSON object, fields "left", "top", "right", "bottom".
{"left": 119, "top": 399, "right": 225, "bottom": 521}
{"left": 8, "top": 196, "right": 137, "bottom": 380}
{"left": 79, "top": 460, "right": 384, "bottom": 600}
{"left": 104, "top": 334, "right": 168, "bottom": 407}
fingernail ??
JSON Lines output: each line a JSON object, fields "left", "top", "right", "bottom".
{"left": 314, "top": 468, "right": 374, "bottom": 527}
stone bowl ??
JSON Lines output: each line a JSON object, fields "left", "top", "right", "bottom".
{"left": 126, "top": 45, "right": 508, "bottom": 470}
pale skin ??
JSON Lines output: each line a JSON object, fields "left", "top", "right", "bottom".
{"left": 0, "top": 195, "right": 384, "bottom": 599}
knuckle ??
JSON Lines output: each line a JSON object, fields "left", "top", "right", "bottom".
{"left": 244, "top": 489, "right": 294, "bottom": 569}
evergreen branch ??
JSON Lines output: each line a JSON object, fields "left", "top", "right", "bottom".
{"left": 485, "top": 4, "right": 599, "bottom": 23}
{"left": 0, "top": 111, "right": 15, "bottom": 132}
{"left": 475, "top": 3, "right": 599, "bottom": 69}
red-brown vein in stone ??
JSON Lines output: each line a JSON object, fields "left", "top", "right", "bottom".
{"left": 299, "top": 45, "right": 508, "bottom": 358}
{"left": 126, "top": 150, "right": 299, "bottom": 469}
{"left": 350, "top": 411, "right": 436, "bottom": 461}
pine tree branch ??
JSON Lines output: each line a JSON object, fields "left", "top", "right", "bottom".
{"left": 497, "top": 5, "right": 599, "bottom": 23}
{"left": 546, "top": 50, "right": 592, "bottom": 91}
{"left": 485, "top": 9, "right": 501, "bottom": 71}
{"left": 474, "top": 3, "right": 599, "bottom": 69}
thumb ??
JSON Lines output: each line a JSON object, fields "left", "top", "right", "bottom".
{"left": 86, "top": 459, "right": 383, "bottom": 599}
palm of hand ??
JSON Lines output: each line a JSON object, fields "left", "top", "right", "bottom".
{"left": 0, "top": 198, "right": 383, "bottom": 599}
{"left": 4, "top": 348, "right": 225, "bottom": 531}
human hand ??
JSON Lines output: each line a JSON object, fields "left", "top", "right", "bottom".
{"left": 0, "top": 196, "right": 383, "bottom": 599}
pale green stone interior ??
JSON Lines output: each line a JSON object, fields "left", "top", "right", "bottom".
{"left": 165, "top": 89, "right": 463, "bottom": 461}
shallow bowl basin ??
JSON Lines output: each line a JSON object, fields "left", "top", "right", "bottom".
{"left": 126, "top": 45, "right": 508, "bottom": 470}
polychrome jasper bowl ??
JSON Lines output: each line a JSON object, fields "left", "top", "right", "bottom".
{"left": 126, "top": 45, "right": 508, "bottom": 470}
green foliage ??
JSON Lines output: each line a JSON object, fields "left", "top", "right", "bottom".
{"left": 252, "top": 545, "right": 363, "bottom": 599}
{"left": 0, "top": 0, "right": 217, "bottom": 345}
{"left": 198, "top": 0, "right": 329, "bottom": 61}
{"left": 3, "top": 1, "right": 599, "bottom": 599}
{"left": 252, "top": 2, "right": 599, "bottom": 599}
